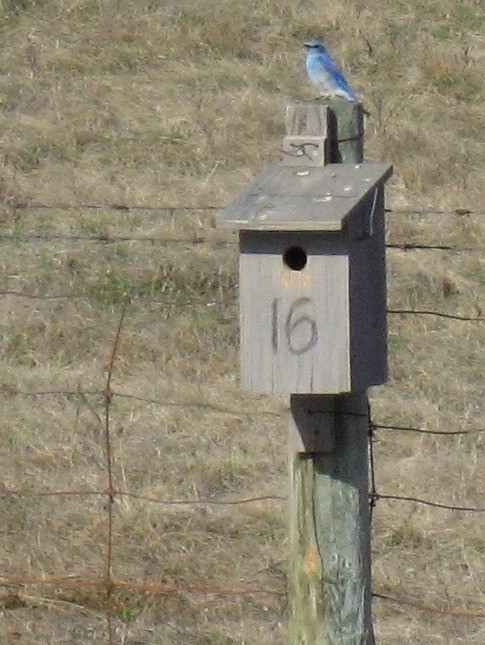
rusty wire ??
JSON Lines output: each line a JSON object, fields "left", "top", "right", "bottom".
{"left": 373, "top": 593, "right": 485, "bottom": 618}
{"left": 0, "top": 575, "right": 286, "bottom": 597}
{"left": 387, "top": 308, "right": 484, "bottom": 321}
{"left": 1, "top": 201, "right": 484, "bottom": 216}
{"left": 1, "top": 209, "right": 484, "bottom": 639}
{"left": 0, "top": 232, "right": 481, "bottom": 253}
{"left": 102, "top": 295, "right": 131, "bottom": 643}
{"left": 1, "top": 289, "right": 483, "bottom": 323}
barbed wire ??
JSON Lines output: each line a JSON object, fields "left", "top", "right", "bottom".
{"left": 2, "top": 577, "right": 482, "bottom": 623}
{"left": 387, "top": 308, "right": 483, "bottom": 321}
{"left": 109, "top": 391, "right": 280, "bottom": 416}
{"left": 384, "top": 208, "right": 483, "bottom": 217}
{"left": 1, "top": 201, "right": 484, "bottom": 216}
{"left": 3, "top": 575, "right": 485, "bottom": 618}
{"left": 0, "top": 290, "right": 234, "bottom": 308}
{"left": 1, "top": 289, "right": 482, "bottom": 323}
{"left": 1, "top": 213, "right": 484, "bottom": 639}
{"left": 374, "top": 423, "right": 484, "bottom": 436}
{"left": 1, "top": 466, "right": 481, "bottom": 517}
{"left": 0, "top": 202, "right": 222, "bottom": 212}
{"left": 2, "top": 387, "right": 483, "bottom": 434}
{"left": 0, "top": 487, "right": 285, "bottom": 506}
{"left": 372, "top": 593, "right": 485, "bottom": 619}
{"left": 373, "top": 493, "right": 485, "bottom": 513}
{"left": 3, "top": 386, "right": 483, "bottom": 438}
{"left": 386, "top": 243, "right": 478, "bottom": 252}
{"left": 0, "top": 386, "right": 281, "bottom": 420}
{"left": 368, "top": 423, "right": 484, "bottom": 514}
{"left": 0, "top": 233, "right": 227, "bottom": 245}
{"left": 0, "top": 232, "right": 481, "bottom": 253}
{"left": 0, "top": 575, "right": 286, "bottom": 598}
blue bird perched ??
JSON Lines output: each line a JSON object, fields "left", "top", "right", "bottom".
{"left": 304, "top": 38, "right": 357, "bottom": 102}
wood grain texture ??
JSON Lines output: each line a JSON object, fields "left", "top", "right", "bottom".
{"left": 288, "top": 393, "right": 374, "bottom": 644}
{"left": 239, "top": 230, "right": 350, "bottom": 394}
{"left": 283, "top": 100, "right": 364, "bottom": 165}
{"left": 285, "top": 100, "right": 378, "bottom": 645}
{"left": 348, "top": 187, "right": 388, "bottom": 387}
{"left": 217, "top": 162, "right": 392, "bottom": 232}
{"left": 283, "top": 103, "right": 330, "bottom": 166}
{"left": 325, "top": 100, "right": 365, "bottom": 164}
{"left": 217, "top": 100, "right": 387, "bottom": 641}
{"left": 238, "top": 210, "right": 388, "bottom": 393}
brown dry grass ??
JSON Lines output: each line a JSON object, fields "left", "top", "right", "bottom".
{"left": 0, "top": 0, "right": 484, "bottom": 643}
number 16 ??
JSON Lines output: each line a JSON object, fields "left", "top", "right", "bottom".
{"left": 271, "top": 297, "right": 318, "bottom": 355}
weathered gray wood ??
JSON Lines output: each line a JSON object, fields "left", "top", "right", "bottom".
{"left": 286, "top": 101, "right": 377, "bottom": 644}
{"left": 217, "top": 99, "right": 386, "bottom": 641}
{"left": 325, "top": 100, "right": 365, "bottom": 164}
{"left": 283, "top": 104, "right": 330, "bottom": 166}
{"left": 348, "top": 187, "right": 387, "bottom": 387}
{"left": 286, "top": 103, "right": 329, "bottom": 137}
{"left": 288, "top": 393, "right": 374, "bottom": 644}
{"left": 288, "top": 394, "right": 335, "bottom": 453}
{"left": 239, "top": 230, "right": 350, "bottom": 394}
{"left": 217, "top": 162, "right": 392, "bottom": 231}
{"left": 238, "top": 203, "right": 388, "bottom": 393}
{"left": 285, "top": 99, "right": 365, "bottom": 164}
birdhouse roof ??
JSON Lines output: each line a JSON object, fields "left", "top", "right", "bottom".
{"left": 217, "top": 162, "right": 392, "bottom": 231}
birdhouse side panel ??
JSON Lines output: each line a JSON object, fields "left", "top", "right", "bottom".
{"left": 239, "top": 231, "right": 351, "bottom": 394}
{"left": 348, "top": 188, "right": 388, "bottom": 388}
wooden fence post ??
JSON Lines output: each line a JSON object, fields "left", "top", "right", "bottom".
{"left": 288, "top": 393, "right": 373, "bottom": 644}
{"left": 287, "top": 100, "right": 374, "bottom": 644}
{"left": 217, "top": 99, "right": 391, "bottom": 644}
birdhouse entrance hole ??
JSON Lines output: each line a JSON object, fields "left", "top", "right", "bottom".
{"left": 283, "top": 246, "right": 307, "bottom": 271}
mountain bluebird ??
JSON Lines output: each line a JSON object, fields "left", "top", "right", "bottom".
{"left": 305, "top": 39, "right": 357, "bottom": 101}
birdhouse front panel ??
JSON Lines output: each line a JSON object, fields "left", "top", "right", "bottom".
{"left": 239, "top": 231, "right": 351, "bottom": 394}
{"left": 218, "top": 158, "right": 392, "bottom": 395}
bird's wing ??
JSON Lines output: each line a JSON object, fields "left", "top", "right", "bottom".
{"left": 313, "top": 52, "right": 357, "bottom": 100}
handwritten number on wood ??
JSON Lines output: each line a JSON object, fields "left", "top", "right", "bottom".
{"left": 286, "top": 298, "right": 318, "bottom": 354}
{"left": 272, "top": 297, "right": 318, "bottom": 355}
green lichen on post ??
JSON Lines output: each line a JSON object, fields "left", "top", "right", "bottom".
{"left": 288, "top": 394, "right": 374, "bottom": 644}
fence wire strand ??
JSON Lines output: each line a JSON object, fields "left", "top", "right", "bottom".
{"left": 0, "top": 575, "right": 285, "bottom": 598}
{"left": 374, "top": 423, "right": 484, "bottom": 436}
{"left": 1, "top": 202, "right": 484, "bottom": 216}
{"left": 388, "top": 308, "right": 483, "bottom": 321}
{"left": 1, "top": 205, "right": 484, "bottom": 638}
{"left": 372, "top": 493, "right": 485, "bottom": 513}
{"left": 1, "top": 289, "right": 483, "bottom": 324}
{"left": 0, "top": 235, "right": 482, "bottom": 255}
{"left": 102, "top": 295, "right": 131, "bottom": 643}
{"left": 372, "top": 593, "right": 485, "bottom": 619}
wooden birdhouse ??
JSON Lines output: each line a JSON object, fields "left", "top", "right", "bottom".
{"left": 218, "top": 104, "right": 392, "bottom": 394}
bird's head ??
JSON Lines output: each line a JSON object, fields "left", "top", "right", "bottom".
{"left": 304, "top": 39, "right": 326, "bottom": 53}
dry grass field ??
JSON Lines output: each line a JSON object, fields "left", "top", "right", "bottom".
{"left": 0, "top": 0, "right": 484, "bottom": 643}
